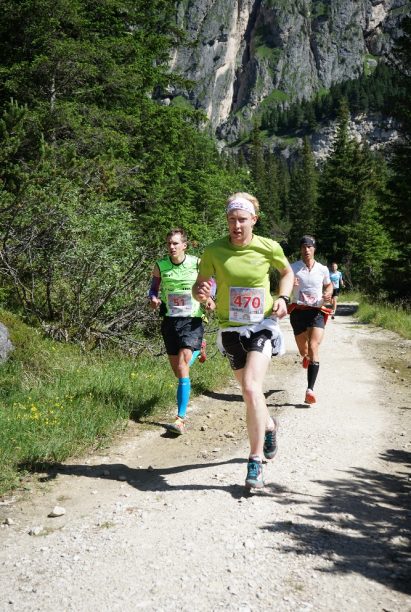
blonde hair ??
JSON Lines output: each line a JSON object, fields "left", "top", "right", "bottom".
{"left": 226, "top": 192, "right": 260, "bottom": 215}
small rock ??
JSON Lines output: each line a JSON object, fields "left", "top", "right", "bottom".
{"left": 224, "top": 432, "right": 235, "bottom": 438}
{"left": 147, "top": 465, "right": 154, "bottom": 471}
{"left": 28, "top": 526, "right": 43, "bottom": 536}
{"left": 200, "top": 425, "right": 207, "bottom": 431}
{"left": 212, "top": 448, "right": 221, "bottom": 453}
{"left": 3, "top": 518, "right": 15, "bottom": 526}
{"left": 48, "top": 506, "right": 66, "bottom": 518}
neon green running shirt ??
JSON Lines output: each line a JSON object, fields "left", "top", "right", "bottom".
{"left": 157, "top": 254, "right": 203, "bottom": 318}
{"left": 199, "top": 234, "right": 289, "bottom": 327}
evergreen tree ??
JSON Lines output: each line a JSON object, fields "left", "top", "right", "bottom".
{"left": 382, "top": 16, "right": 411, "bottom": 302}
{"left": 258, "top": 151, "right": 284, "bottom": 239}
{"left": 317, "top": 99, "right": 392, "bottom": 291}
{"left": 287, "top": 137, "right": 319, "bottom": 254}
{"left": 249, "top": 120, "right": 268, "bottom": 209}
{"left": 0, "top": 1, "right": 250, "bottom": 339}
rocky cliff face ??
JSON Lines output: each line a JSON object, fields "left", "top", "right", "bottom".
{"left": 171, "top": 0, "right": 408, "bottom": 143}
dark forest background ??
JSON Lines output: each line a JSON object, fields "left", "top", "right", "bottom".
{"left": 0, "top": 1, "right": 410, "bottom": 347}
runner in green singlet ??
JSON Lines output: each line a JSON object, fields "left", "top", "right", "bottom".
{"left": 193, "top": 193, "right": 294, "bottom": 489}
{"left": 149, "top": 228, "right": 213, "bottom": 435}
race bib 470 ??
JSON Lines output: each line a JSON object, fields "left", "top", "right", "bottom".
{"left": 229, "top": 287, "right": 265, "bottom": 323}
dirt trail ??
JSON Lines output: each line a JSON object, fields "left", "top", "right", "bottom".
{"left": 0, "top": 306, "right": 410, "bottom": 612}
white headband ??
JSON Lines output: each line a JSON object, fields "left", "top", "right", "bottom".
{"left": 226, "top": 197, "right": 255, "bottom": 215}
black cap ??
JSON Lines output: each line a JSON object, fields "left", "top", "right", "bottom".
{"left": 300, "top": 235, "right": 316, "bottom": 247}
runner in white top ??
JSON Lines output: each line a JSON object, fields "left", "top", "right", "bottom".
{"left": 290, "top": 235, "right": 333, "bottom": 405}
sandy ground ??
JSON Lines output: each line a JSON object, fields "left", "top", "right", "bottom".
{"left": 0, "top": 305, "right": 410, "bottom": 612}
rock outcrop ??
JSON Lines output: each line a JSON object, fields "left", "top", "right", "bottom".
{"left": 172, "top": 0, "right": 408, "bottom": 142}
{"left": 0, "top": 323, "right": 13, "bottom": 363}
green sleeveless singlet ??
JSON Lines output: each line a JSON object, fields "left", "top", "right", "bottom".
{"left": 157, "top": 254, "right": 203, "bottom": 318}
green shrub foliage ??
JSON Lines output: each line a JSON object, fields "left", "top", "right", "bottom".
{"left": 0, "top": 1, "right": 249, "bottom": 341}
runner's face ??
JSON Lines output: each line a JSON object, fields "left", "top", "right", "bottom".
{"left": 301, "top": 244, "right": 315, "bottom": 263}
{"left": 227, "top": 210, "right": 256, "bottom": 245}
{"left": 167, "top": 234, "right": 187, "bottom": 261}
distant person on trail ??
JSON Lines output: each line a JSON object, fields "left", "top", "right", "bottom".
{"left": 192, "top": 192, "right": 294, "bottom": 490}
{"left": 329, "top": 262, "right": 345, "bottom": 319}
{"left": 148, "top": 228, "right": 213, "bottom": 435}
{"left": 289, "top": 235, "right": 333, "bottom": 406}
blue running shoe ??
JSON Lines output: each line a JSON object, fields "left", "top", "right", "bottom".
{"left": 245, "top": 458, "right": 264, "bottom": 489}
{"left": 263, "top": 417, "right": 279, "bottom": 460}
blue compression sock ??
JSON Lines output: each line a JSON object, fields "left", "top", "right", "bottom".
{"left": 188, "top": 350, "right": 200, "bottom": 367}
{"left": 177, "top": 377, "right": 191, "bottom": 419}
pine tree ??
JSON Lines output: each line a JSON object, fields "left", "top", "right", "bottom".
{"left": 287, "top": 137, "right": 319, "bottom": 254}
{"left": 317, "top": 99, "right": 392, "bottom": 291}
{"left": 259, "top": 151, "right": 284, "bottom": 239}
{"left": 382, "top": 15, "right": 411, "bottom": 301}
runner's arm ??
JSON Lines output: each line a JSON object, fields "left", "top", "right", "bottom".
{"left": 148, "top": 264, "right": 162, "bottom": 310}
{"left": 204, "top": 278, "right": 217, "bottom": 310}
{"left": 272, "top": 264, "right": 294, "bottom": 319}
{"left": 322, "top": 280, "right": 333, "bottom": 303}
{"left": 193, "top": 274, "right": 212, "bottom": 303}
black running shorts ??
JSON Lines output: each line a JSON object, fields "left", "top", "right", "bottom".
{"left": 220, "top": 328, "right": 272, "bottom": 371}
{"left": 289, "top": 308, "right": 326, "bottom": 336}
{"left": 161, "top": 317, "right": 204, "bottom": 356}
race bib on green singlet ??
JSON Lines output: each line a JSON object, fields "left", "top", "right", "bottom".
{"left": 229, "top": 287, "right": 265, "bottom": 323}
{"left": 167, "top": 292, "right": 192, "bottom": 317}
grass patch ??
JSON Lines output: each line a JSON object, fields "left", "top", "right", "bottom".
{"left": 255, "top": 45, "right": 281, "bottom": 63}
{"left": 260, "top": 89, "right": 290, "bottom": 108}
{"left": 342, "top": 292, "right": 411, "bottom": 340}
{"left": 312, "top": 1, "right": 329, "bottom": 20}
{"left": 0, "top": 309, "right": 231, "bottom": 496}
{"left": 363, "top": 53, "right": 378, "bottom": 76}
{"left": 170, "top": 95, "right": 193, "bottom": 110}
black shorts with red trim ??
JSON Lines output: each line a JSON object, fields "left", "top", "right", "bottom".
{"left": 288, "top": 304, "right": 332, "bottom": 336}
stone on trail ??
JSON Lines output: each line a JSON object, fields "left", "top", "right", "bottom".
{"left": 48, "top": 506, "right": 66, "bottom": 518}
{"left": 28, "top": 526, "right": 43, "bottom": 536}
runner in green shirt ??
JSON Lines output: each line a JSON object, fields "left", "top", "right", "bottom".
{"left": 193, "top": 193, "right": 294, "bottom": 489}
{"left": 149, "top": 228, "right": 213, "bottom": 435}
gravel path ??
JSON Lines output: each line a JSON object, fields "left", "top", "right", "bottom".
{"left": 1, "top": 307, "right": 410, "bottom": 612}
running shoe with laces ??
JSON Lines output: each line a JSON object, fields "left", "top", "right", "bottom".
{"left": 263, "top": 417, "right": 279, "bottom": 460}
{"left": 302, "top": 355, "right": 310, "bottom": 369}
{"left": 304, "top": 388, "right": 316, "bottom": 404}
{"left": 166, "top": 416, "right": 185, "bottom": 435}
{"left": 245, "top": 458, "right": 264, "bottom": 489}
{"left": 198, "top": 339, "right": 207, "bottom": 363}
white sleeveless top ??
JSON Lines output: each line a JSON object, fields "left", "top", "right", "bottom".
{"left": 291, "top": 260, "right": 331, "bottom": 307}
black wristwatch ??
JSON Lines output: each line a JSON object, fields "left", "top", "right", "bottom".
{"left": 279, "top": 295, "right": 290, "bottom": 304}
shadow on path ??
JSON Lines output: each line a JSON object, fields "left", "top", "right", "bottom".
{"left": 261, "top": 448, "right": 411, "bottom": 595}
{"left": 22, "top": 457, "right": 290, "bottom": 501}
{"left": 203, "top": 389, "right": 285, "bottom": 403}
